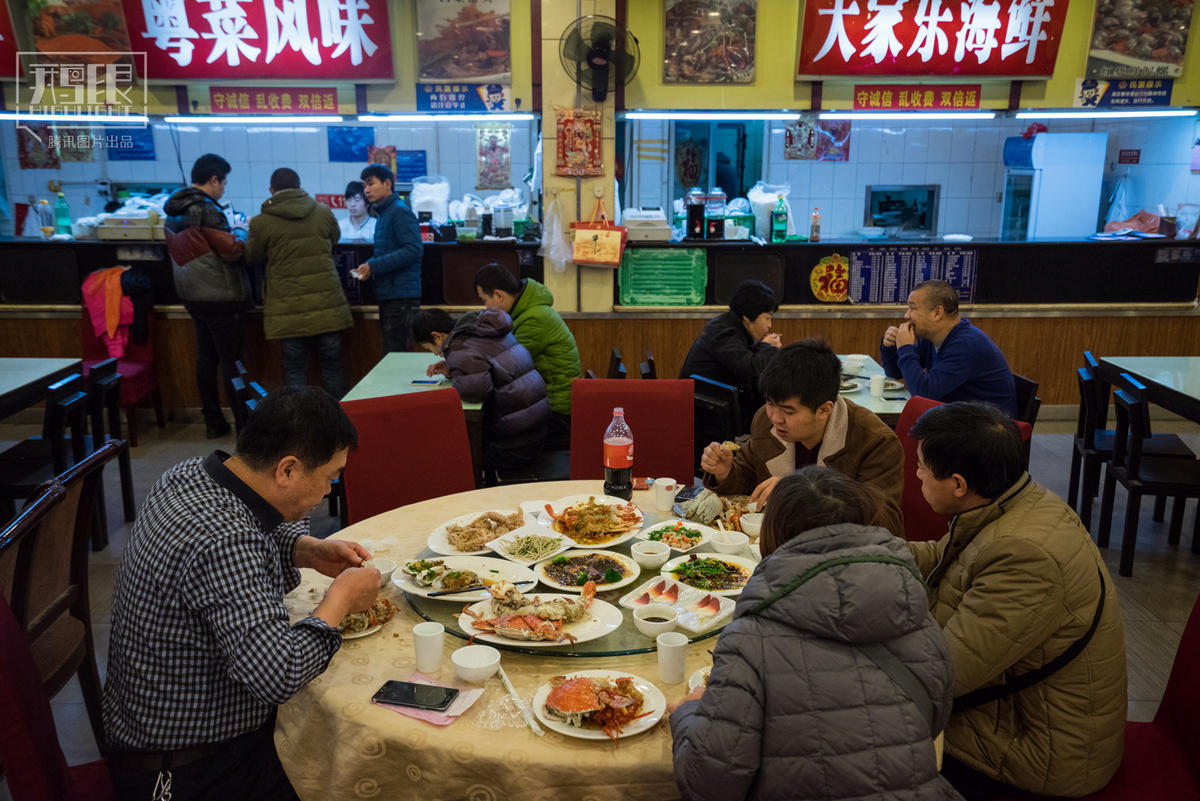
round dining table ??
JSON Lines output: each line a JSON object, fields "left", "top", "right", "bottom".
{"left": 276, "top": 479, "right": 752, "bottom": 801}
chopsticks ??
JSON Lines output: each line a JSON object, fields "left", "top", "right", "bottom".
{"left": 497, "top": 664, "right": 544, "bottom": 736}
{"left": 426, "top": 580, "right": 535, "bottom": 598}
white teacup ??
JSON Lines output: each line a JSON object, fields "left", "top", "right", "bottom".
{"left": 631, "top": 540, "right": 671, "bottom": 569}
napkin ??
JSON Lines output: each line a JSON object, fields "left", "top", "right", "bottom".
{"left": 373, "top": 673, "right": 484, "bottom": 726}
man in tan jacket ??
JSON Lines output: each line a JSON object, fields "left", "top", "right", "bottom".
{"left": 908, "top": 401, "right": 1126, "bottom": 798}
{"left": 700, "top": 340, "right": 904, "bottom": 536}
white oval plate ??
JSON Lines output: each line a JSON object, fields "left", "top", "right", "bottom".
{"left": 535, "top": 550, "right": 640, "bottom": 593}
{"left": 532, "top": 670, "right": 666, "bottom": 740}
{"left": 485, "top": 525, "right": 572, "bottom": 566}
{"left": 457, "top": 596, "right": 623, "bottom": 647}
{"left": 661, "top": 552, "right": 758, "bottom": 597}
{"left": 883, "top": 378, "right": 905, "bottom": 392}
{"left": 427, "top": 509, "right": 528, "bottom": 556}
{"left": 637, "top": 519, "right": 716, "bottom": 554}
{"left": 537, "top": 494, "right": 644, "bottom": 548}
{"left": 687, "top": 666, "right": 710, "bottom": 693}
{"left": 838, "top": 378, "right": 863, "bottom": 394}
{"left": 393, "top": 556, "right": 537, "bottom": 602}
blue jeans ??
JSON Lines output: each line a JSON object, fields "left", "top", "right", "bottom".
{"left": 281, "top": 332, "right": 345, "bottom": 398}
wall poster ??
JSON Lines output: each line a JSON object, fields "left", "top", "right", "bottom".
{"left": 368, "top": 144, "right": 396, "bottom": 177}
{"left": 16, "top": 0, "right": 135, "bottom": 68}
{"left": 555, "top": 107, "right": 603, "bottom": 177}
{"left": 1087, "top": 0, "right": 1195, "bottom": 78}
{"left": 476, "top": 124, "right": 512, "bottom": 189}
{"left": 18, "top": 124, "right": 60, "bottom": 169}
{"left": 417, "top": 0, "right": 510, "bottom": 84}
{"left": 663, "top": 0, "right": 756, "bottom": 83}
{"left": 785, "top": 115, "right": 851, "bottom": 161}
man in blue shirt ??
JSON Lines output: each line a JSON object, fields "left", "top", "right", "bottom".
{"left": 880, "top": 280, "right": 1017, "bottom": 417}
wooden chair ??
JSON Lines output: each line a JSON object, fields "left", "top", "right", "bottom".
{"left": 607, "top": 348, "right": 626, "bottom": 380}
{"left": 0, "top": 440, "right": 123, "bottom": 756}
{"left": 639, "top": 347, "right": 657, "bottom": 380}
{"left": 1096, "top": 379, "right": 1200, "bottom": 577}
{"left": 690, "top": 374, "right": 743, "bottom": 476}
{"left": 81, "top": 308, "right": 164, "bottom": 447}
{"left": 1012, "top": 372, "right": 1041, "bottom": 468}
{"left": 569, "top": 379, "right": 694, "bottom": 482}
{"left": 340, "top": 390, "right": 475, "bottom": 524}
{"left": 585, "top": 369, "right": 600, "bottom": 380}
{"left": 87, "top": 358, "right": 136, "bottom": 526}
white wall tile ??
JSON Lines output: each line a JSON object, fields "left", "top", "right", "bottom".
{"left": 949, "top": 129, "right": 976, "bottom": 163}
{"left": 878, "top": 162, "right": 904, "bottom": 185}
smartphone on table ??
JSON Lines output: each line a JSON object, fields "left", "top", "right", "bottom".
{"left": 371, "top": 680, "right": 459, "bottom": 712}
{"left": 410, "top": 378, "right": 442, "bottom": 385}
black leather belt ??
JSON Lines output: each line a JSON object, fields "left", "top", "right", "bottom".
{"left": 106, "top": 740, "right": 226, "bottom": 774}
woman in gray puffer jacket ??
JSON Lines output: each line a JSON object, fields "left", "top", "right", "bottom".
{"left": 669, "top": 466, "right": 963, "bottom": 801}
{"left": 412, "top": 307, "right": 550, "bottom": 471}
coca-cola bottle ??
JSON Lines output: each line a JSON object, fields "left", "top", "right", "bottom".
{"left": 602, "top": 407, "right": 634, "bottom": 501}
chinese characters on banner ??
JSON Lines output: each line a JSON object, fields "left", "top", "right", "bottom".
{"left": 417, "top": 0, "right": 510, "bottom": 83}
{"left": 854, "top": 83, "right": 981, "bottom": 108}
{"left": 1087, "top": 0, "right": 1194, "bottom": 78}
{"left": 416, "top": 83, "right": 512, "bottom": 112}
{"left": 1074, "top": 78, "right": 1173, "bottom": 107}
{"left": 120, "top": 0, "right": 393, "bottom": 80}
{"left": 797, "top": 0, "right": 1069, "bottom": 75}
{"left": 477, "top": 124, "right": 512, "bottom": 189}
{"left": 209, "top": 86, "right": 338, "bottom": 113}
{"left": 0, "top": 8, "right": 18, "bottom": 77}
{"left": 785, "top": 115, "right": 852, "bottom": 161}
{"left": 555, "top": 107, "right": 603, "bottom": 177}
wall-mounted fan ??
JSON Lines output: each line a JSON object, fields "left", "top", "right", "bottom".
{"left": 560, "top": 15, "right": 640, "bottom": 103}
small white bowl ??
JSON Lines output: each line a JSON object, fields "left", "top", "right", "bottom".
{"left": 631, "top": 540, "right": 671, "bottom": 569}
{"left": 841, "top": 357, "right": 865, "bottom": 375}
{"left": 367, "top": 558, "right": 396, "bottom": 587}
{"left": 712, "top": 530, "right": 750, "bottom": 554}
{"left": 451, "top": 644, "right": 501, "bottom": 683}
{"left": 738, "top": 513, "right": 763, "bottom": 539}
{"left": 633, "top": 604, "right": 678, "bottom": 637}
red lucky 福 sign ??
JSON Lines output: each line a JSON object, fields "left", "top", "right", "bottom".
{"left": 121, "top": 0, "right": 394, "bottom": 80}
{"left": 210, "top": 86, "right": 337, "bottom": 114}
{"left": 797, "top": 0, "right": 1069, "bottom": 76}
{"left": 854, "top": 83, "right": 981, "bottom": 109}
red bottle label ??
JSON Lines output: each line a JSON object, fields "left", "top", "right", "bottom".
{"left": 603, "top": 440, "right": 634, "bottom": 468}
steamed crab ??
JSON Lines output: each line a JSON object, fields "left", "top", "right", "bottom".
{"left": 543, "top": 675, "right": 648, "bottom": 740}
{"left": 462, "top": 580, "right": 597, "bottom": 643}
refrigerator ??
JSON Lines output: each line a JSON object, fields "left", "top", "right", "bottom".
{"left": 1000, "top": 133, "right": 1107, "bottom": 240}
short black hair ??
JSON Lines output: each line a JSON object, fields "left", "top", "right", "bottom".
{"left": 760, "top": 466, "right": 880, "bottom": 557}
{"left": 360, "top": 164, "right": 394, "bottom": 189}
{"left": 759, "top": 339, "right": 840, "bottom": 411}
{"left": 729, "top": 280, "right": 778, "bottom": 321}
{"left": 909, "top": 401, "right": 1023, "bottom": 499}
{"left": 236, "top": 386, "right": 358, "bottom": 472}
{"left": 913, "top": 280, "right": 959, "bottom": 315}
{"left": 344, "top": 180, "right": 365, "bottom": 199}
{"left": 191, "top": 153, "right": 231, "bottom": 186}
{"left": 411, "top": 308, "right": 456, "bottom": 346}
{"left": 473, "top": 263, "right": 521, "bottom": 295}
{"left": 270, "top": 167, "right": 300, "bottom": 191}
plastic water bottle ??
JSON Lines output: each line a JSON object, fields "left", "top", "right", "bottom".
{"left": 770, "top": 195, "right": 788, "bottom": 243}
{"left": 54, "top": 193, "right": 71, "bottom": 235}
{"left": 810, "top": 207, "right": 821, "bottom": 242}
{"left": 602, "top": 407, "right": 634, "bottom": 501}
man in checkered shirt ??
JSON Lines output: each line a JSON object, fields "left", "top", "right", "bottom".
{"left": 103, "top": 386, "right": 381, "bottom": 800}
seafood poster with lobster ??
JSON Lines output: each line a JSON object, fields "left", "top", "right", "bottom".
{"left": 476, "top": 124, "right": 512, "bottom": 189}
{"left": 417, "top": 0, "right": 511, "bottom": 83}
{"left": 13, "top": 0, "right": 135, "bottom": 69}
{"left": 1087, "top": 0, "right": 1196, "bottom": 78}
{"left": 663, "top": 0, "right": 756, "bottom": 84}
{"left": 555, "top": 107, "right": 603, "bottom": 177}
{"left": 785, "top": 116, "right": 851, "bottom": 162}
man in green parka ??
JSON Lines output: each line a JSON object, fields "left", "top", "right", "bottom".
{"left": 474, "top": 264, "right": 581, "bottom": 446}
{"left": 247, "top": 168, "right": 353, "bottom": 398}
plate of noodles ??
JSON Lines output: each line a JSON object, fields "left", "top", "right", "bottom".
{"left": 427, "top": 509, "right": 528, "bottom": 555}
{"left": 537, "top": 495, "right": 644, "bottom": 548}
{"left": 339, "top": 597, "right": 395, "bottom": 639}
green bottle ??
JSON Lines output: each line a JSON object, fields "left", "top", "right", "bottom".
{"left": 770, "top": 195, "right": 787, "bottom": 242}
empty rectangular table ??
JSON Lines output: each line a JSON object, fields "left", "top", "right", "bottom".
{"left": 1097, "top": 356, "right": 1200, "bottom": 423}
{"left": 0, "top": 357, "right": 82, "bottom": 421}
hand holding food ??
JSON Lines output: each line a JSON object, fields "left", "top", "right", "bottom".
{"left": 883, "top": 325, "right": 900, "bottom": 347}
{"left": 762, "top": 332, "right": 782, "bottom": 349}
{"left": 700, "top": 441, "right": 734, "bottom": 481}
{"left": 352, "top": 263, "right": 371, "bottom": 280}
{"left": 749, "top": 475, "right": 781, "bottom": 509}
{"left": 313, "top": 566, "right": 382, "bottom": 628}
{"left": 895, "top": 322, "right": 917, "bottom": 348}
{"left": 296, "top": 536, "right": 371, "bottom": 578}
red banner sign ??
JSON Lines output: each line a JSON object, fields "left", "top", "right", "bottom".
{"left": 121, "top": 0, "right": 393, "bottom": 80}
{"left": 315, "top": 193, "right": 345, "bottom": 208}
{"left": 210, "top": 86, "right": 337, "bottom": 113}
{"left": 798, "top": 0, "right": 1068, "bottom": 76}
{"left": 0, "top": 7, "right": 18, "bottom": 77}
{"left": 853, "top": 83, "right": 981, "bottom": 109}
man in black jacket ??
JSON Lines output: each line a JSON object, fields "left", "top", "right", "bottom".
{"left": 164, "top": 153, "right": 250, "bottom": 438}
{"left": 679, "top": 279, "right": 782, "bottom": 432}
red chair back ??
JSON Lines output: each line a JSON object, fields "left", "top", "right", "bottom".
{"left": 340, "top": 389, "right": 476, "bottom": 524}
{"left": 896, "top": 396, "right": 951, "bottom": 542}
{"left": 1157, "top": 591, "right": 1200, "bottom": 778}
{"left": 569, "top": 379, "right": 694, "bottom": 482}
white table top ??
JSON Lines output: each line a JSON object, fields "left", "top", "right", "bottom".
{"left": 838, "top": 354, "right": 910, "bottom": 417}
{"left": 1102, "top": 356, "right": 1200, "bottom": 403}
{"left": 342, "top": 352, "right": 482, "bottom": 410}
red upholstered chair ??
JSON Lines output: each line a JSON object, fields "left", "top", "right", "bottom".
{"left": 340, "top": 390, "right": 476, "bottom": 524}
{"left": 81, "top": 309, "right": 163, "bottom": 447}
{"left": 895, "top": 395, "right": 1033, "bottom": 542}
{"left": 569, "top": 379, "right": 694, "bottom": 482}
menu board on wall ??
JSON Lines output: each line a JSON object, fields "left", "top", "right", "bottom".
{"left": 0, "top": 6, "right": 18, "bottom": 77}
{"left": 1086, "top": 0, "right": 1195, "bottom": 78}
{"left": 796, "top": 0, "right": 1069, "bottom": 76}
{"left": 417, "top": 0, "right": 510, "bottom": 84}
{"left": 848, "top": 246, "right": 977, "bottom": 303}
{"left": 121, "top": 0, "right": 394, "bottom": 80}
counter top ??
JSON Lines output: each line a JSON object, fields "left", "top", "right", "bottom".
{"left": 0, "top": 236, "right": 540, "bottom": 247}
{"left": 628, "top": 236, "right": 1198, "bottom": 247}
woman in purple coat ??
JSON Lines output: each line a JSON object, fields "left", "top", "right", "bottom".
{"left": 412, "top": 307, "right": 551, "bottom": 473}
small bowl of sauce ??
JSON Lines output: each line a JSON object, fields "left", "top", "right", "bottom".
{"left": 633, "top": 603, "right": 678, "bottom": 637}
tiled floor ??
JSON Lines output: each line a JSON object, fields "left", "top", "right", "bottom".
{"left": 1, "top": 415, "right": 1198, "bottom": 798}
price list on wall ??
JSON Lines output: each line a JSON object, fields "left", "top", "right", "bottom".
{"left": 848, "top": 247, "right": 978, "bottom": 303}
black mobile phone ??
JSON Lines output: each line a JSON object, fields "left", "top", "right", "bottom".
{"left": 371, "top": 681, "right": 459, "bottom": 712}
{"left": 883, "top": 395, "right": 909, "bottom": 401}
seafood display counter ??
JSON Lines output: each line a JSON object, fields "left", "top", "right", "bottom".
{"left": 279, "top": 480, "right": 749, "bottom": 801}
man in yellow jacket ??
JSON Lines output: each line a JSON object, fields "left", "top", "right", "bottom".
{"left": 907, "top": 401, "right": 1126, "bottom": 798}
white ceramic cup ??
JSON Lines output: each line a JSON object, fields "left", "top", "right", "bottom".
{"left": 412, "top": 621, "right": 445, "bottom": 674}
{"left": 870, "top": 374, "right": 886, "bottom": 398}
{"left": 657, "top": 631, "right": 688, "bottom": 685}
{"left": 654, "top": 478, "right": 680, "bottom": 512}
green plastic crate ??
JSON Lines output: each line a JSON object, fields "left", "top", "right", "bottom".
{"left": 618, "top": 248, "right": 707, "bottom": 306}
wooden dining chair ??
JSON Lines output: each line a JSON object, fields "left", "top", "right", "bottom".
{"left": 639, "top": 347, "right": 657, "bottom": 380}
{"left": 690, "top": 374, "right": 743, "bottom": 475}
{"left": 607, "top": 348, "right": 627, "bottom": 380}
{"left": 569, "top": 378, "right": 694, "bottom": 482}
{"left": 0, "top": 373, "right": 89, "bottom": 522}
{"left": 87, "top": 358, "right": 136, "bottom": 525}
